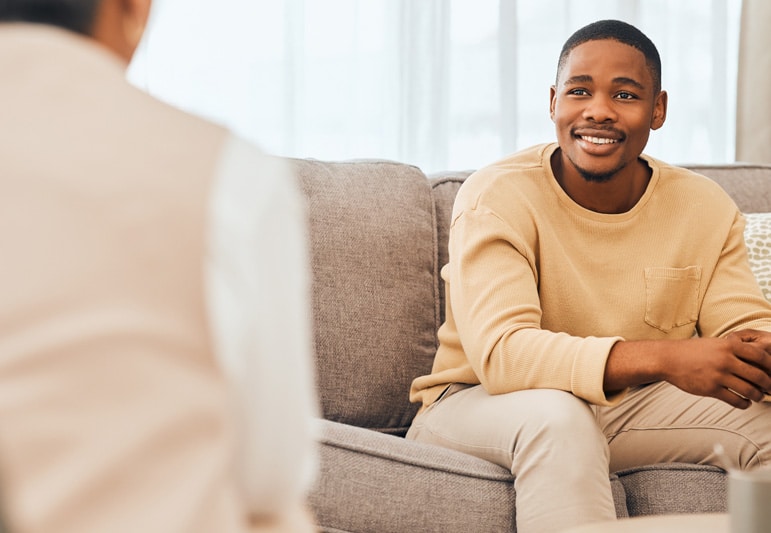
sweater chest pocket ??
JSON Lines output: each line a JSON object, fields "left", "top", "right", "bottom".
{"left": 644, "top": 266, "right": 701, "bottom": 333}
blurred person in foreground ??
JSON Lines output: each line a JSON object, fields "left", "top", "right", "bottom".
{"left": 408, "top": 19, "right": 771, "bottom": 533}
{"left": 0, "top": 1, "right": 318, "bottom": 532}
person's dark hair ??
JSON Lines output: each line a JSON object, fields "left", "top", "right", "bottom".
{"left": 556, "top": 19, "right": 662, "bottom": 93}
{"left": 0, "top": 0, "right": 101, "bottom": 35}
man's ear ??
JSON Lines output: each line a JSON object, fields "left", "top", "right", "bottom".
{"left": 549, "top": 85, "right": 557, "bottom": 122}
{"left": 651, "top": 90, "right": 668, "bottom": 131}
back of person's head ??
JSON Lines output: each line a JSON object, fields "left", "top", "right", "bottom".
{"left": 556, "top": 19, "right": 662, "bottom": 93}
{"left": 0, "top": 0, "right": 100, "bottom": 35}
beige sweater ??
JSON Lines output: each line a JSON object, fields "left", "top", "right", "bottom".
{"left": 411, "top": 143, "right": 771, "bottom": 409}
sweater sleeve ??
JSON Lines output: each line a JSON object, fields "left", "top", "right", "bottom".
{"left": 448, "top": 208, "right": 624, "bottom": 406}
{"left": 698, "top": 211, "right": 771, "bottom": 337}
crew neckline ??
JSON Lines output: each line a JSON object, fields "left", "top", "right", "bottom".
{"left": 541, "top": 142, "right": 659, "bottom": 223}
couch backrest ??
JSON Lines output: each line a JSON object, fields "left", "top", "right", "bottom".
{"left": 294, "top": 159, "right": 440, "bottom": 435}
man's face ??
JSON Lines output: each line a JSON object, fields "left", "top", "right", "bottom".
{"left": 549, "top": 39, "right": 667, "bottom": 183}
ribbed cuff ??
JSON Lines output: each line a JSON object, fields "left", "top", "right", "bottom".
{"left": 571, "top": 336, "right": 626, "bottom": 406}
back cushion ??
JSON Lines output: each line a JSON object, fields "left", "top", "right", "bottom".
{"left": 684, "top": 164, "right": 771, "bottom": 213}
{"left": 294, "top": 159, "right": 439, "bottom": 434}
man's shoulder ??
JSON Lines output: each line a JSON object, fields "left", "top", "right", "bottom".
{"left": 458, "top": 143, "right": 555, "bottom": 205}
{"left": 648, "top": 156, "right": 735, "bottom": 207}
{"left": 472, "top": 143, "right": 553, "bottom": 179}
{"left": 212, "top": 135, "right": 298, "bottom": 214}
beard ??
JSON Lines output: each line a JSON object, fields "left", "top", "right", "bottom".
{"left": 576, "top": 167, "right": 616, "bottom": 183}
{"left": 569, "top": 155, "right": 628, "bottom": 184}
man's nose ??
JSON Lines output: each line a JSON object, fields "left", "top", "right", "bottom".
{"left": 582, "top": 95, "right": 617, "bottom": 123}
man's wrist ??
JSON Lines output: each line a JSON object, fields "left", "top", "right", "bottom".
{"left": 604, "top": 339, "right": 670, "bottom": 392}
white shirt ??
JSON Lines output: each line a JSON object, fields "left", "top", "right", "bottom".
{"left": 205, "top": 135, "right": 318, "bottom": 517}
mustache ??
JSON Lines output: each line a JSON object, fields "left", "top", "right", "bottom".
{"left": 572, "top": 126, "right": 625, "bottom": 140}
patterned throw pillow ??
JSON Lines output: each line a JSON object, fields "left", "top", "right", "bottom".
{"left": 744, "top": 212, "right": 771, "bottom": 302}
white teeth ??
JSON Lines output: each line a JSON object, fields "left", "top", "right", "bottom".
{"left": 581, "top": 136, "right": 618, "bottom": 145}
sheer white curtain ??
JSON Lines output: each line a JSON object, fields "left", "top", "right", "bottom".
{"left": 129, "top": 0, "right": 741, "bottom": 174}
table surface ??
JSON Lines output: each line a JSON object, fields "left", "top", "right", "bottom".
{"left": 561, "top": 513, "right": 728, "bottom": 533}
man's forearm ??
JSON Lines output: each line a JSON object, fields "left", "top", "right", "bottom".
{"left": 603, "top": 339, "right": 670, "bottom": 394}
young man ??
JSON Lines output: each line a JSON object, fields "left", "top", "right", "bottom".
{"left": 407, "top": 19, "right": 771, "bottom": 533}
{"left": 0, "top": 1, "right": 317, "bottom": 532}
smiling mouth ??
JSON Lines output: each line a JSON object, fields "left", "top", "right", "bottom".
{"left": 579, "top": 135, "right": 619, "bottom": 145}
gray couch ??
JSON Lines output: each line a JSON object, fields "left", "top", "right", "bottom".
{"left": 294, "top": 157, "right": 771, "bottom": 532}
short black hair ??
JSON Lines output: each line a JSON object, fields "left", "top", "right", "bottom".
{"left": 0, "top": 0, "right": 101, "bottom": 35}
{"left": 556, "top": 19, "right": 662, "bottom": 93}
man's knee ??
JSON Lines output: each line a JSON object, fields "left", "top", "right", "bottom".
{"left": 512, "top": 389, "right": 607, "bottom": 460}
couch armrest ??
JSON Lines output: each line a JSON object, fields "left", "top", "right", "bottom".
{"left": 309, "top": 419, "right": 516, "bottom": 533}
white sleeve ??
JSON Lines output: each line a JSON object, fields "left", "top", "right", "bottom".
{"left": 204, "top": 135, "right": 318, "bottom": 517}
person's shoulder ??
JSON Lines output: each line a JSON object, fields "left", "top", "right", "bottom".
{"left": 457, "top": 143, "right": 554, "bottom": 207}
{"left": 646, "top": 155, "right": 736, "bottom": 207}
{"left": 469, "top": 143, "right": 552, "bottom": 182}
{"left": 213, "top": 135, "right": 299, "bottom": 211}
{"left": 216, "top": 134, "right": 272, "bottom": 168}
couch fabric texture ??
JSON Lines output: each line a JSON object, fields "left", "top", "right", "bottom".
{"left": 295, "top": 158, "right": 771, "bottom": 532}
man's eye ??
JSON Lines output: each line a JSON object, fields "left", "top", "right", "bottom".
{"left": 616, "top": 92, "right": 636, "bottom": 100}
{"left": 568, "top": 88, "right": 589, "bottom": 96}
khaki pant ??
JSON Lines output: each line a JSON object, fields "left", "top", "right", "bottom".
{"left": 406, "top": 382, "right": 771, "bottom": 533}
